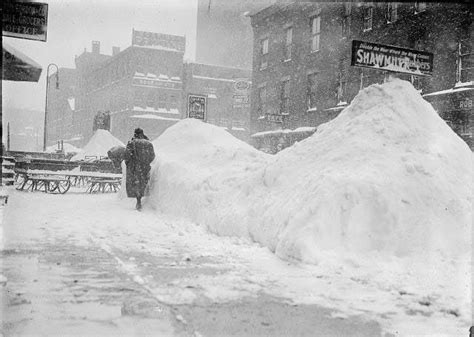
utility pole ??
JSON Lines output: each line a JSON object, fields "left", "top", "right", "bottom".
{"left": 7, "top": 122, "right": 10, "bottom": 151}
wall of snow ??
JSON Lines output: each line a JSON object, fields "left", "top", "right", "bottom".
{"left": 149, "top": 79, "right": 472, "bottom": 264}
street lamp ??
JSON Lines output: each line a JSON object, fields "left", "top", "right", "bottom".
{"left": 43, "top": 63, "right": 59, "bottom": 152}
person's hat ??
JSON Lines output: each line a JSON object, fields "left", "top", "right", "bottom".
{"left": 134, "top": 128, "right": 144, "bottom": 135}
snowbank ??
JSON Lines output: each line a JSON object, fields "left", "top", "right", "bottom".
{"left": 149, "top": 119, "right": 271, "bottom": 237}
{"left": 150, "top": 79, "right": 471, "bottom": 263}
{"left": 71, "top": 129, "right": 124, "bottom": 161}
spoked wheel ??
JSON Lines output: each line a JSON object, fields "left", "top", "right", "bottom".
{"left": 48, "top": 180, "right": 71, "bottom": 194}
{"left": 15, "top": 174, "right": 27, "bottom": 190}
{"left": 56, "top": 180, "right": 71, "bottom": 194}
{"left": 24, "top": 179, "right": 36, "bottom": 192}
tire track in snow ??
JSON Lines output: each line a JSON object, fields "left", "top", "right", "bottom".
{"left": 87, "top": 233, "right": 193, "bottom": 335}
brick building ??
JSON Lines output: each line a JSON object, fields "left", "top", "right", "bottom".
{"left": 46, "top": 30, "right": 253, "bottom": 147}
{"left": 72, "top": 32, "right": 185, "bottom": 145}
{"left": 183, "top": 62, "right": 251, "bottom": 141}
{"left": 249, "top": 2, "right": 473, "bottom": 151}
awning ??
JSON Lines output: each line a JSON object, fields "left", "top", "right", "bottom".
{"left": 2, "top": 42, "right": 42, "bottom": 82}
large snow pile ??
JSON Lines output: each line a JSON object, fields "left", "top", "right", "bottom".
{"left": 149, "top": 119, "right": 271, "bottom": 237}
{"left": 150, "top": 79, "right": 471, "bottom": 262}
{"left": 149, "top": 79, "right": 472, "bottom": 329}
{"left": 71, "top": 129, "right": 124, "bottom": 161}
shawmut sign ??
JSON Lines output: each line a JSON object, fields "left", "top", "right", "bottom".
{"left": 351, "top": 40, "right": 433, "bottom": 76}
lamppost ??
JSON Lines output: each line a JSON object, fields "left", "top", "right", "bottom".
{"left": 43, "top": 63, "right": 59, "bottom": 152}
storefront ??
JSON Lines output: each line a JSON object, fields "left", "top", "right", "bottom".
{"left": 423, "top": 83, "right": 473, "bottom": 150}
{"left": 2, "top": 42, "right": 42, "bottom": 82}
{"left": 251, "top": 127, "right": 316, "bottom": 154}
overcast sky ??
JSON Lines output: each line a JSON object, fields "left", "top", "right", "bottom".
{"left": 3, "top": 0, "right": 198, "bottom": 111}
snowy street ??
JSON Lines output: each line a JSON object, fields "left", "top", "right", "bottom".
{"left": 1, "top": 189, "right": 382, "bottom": 337}
{"left": 1, "top": 80, "right": 472, "bottom": 337}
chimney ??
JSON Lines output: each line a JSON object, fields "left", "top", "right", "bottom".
{"left": 92, "top": 41, "right": 100, "bottom": 54}
{"left": 112, "top": 46, "right": 120, "bottom": 56}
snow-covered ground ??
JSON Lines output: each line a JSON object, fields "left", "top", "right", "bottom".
{"left": 148, "top": 78, "right": 472, "bottom": 335}
{"left": 1, "top": 79, "right": 471, "bottom": 336}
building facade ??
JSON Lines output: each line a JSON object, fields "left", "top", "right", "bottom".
{"left": 71, "top": 33, "right": 185, "bottom": 145}
{"left": 249, "top": 2, "right": 473, "bottom": 150}
{"left": 46, "top": 31, "right": 253, "bottom": 147}
{"left": 183, "top": 62, "right": 251, "bottom": 141}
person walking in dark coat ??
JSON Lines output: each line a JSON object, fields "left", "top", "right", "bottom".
{"left": 124, "top": 128, "right": 155, "bottom": 210}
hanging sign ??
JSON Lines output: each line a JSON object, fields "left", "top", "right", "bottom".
{"left": 187, "top": 95, "right": 207, "bottom": 120}
{"left": 351, "top": 40, "right": 433, "bottom": 76}
{"left": 3, "top": 2, "right": 48, "bottom": 42}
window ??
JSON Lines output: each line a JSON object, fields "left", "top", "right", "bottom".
{"left": 260, "top": 38, "right": 269, "bottom": 70}
{"left": 156, "top": 93, "right": 167, "bottom": 109}
{"left": 344, "top": 2, "right": 352, "bottom": 16}
{"left": 146, "top": 91, "right": 155, "bottom": 107}
{"left": 284, "top": 27, "right": 293, "bottom": 61}
{"left": 280, "top": 79, "right": 290, "bottom": 115}
{"left": 411, "top": 75, "right": 423, "bottom": 91}
{"left": 415, "top": 2, "right": 426, "bottom": 13}
{"left": 337, "top": 77, "right": 347, "bottom": 102}
{"left": 363, "top": 5, "right": 373, "bottom": 31}
{"left": 169, "top": 94, "right": 178, "bottom": 109}
{"left": 134, "top": 90, "right": 146, "bottom": 108}
{"left": 342, "top": 16, "right": 351, "bottom": 38}
{"left": 386, "top": 3, "right": 398, "bottom": 23}
{"left": 310, "top": 16, "right": 321, "bottom": 52}
{"left": 257, "top": 86, "right": 267, "bottom": 116}
{"left": 457, "top": 38, "right": 474, "bottom": 83}
{"left": 307, "top": 73, "right": 318, "bottom": 110}
{"left": 342, "top": 2, "right": 351, "bottom": 38}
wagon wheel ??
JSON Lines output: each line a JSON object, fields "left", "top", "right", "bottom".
{"left": 24, "top": 179, "right": 35, "bottom": 192}
{"left": 15, "top": 174, "right": 27, "bottom": 190}
{"left": 36, "top": 180, "right": 46, "bottom": 192}
{"left": 55, "top": 180, "right": 71, "bottom": 194}
{"left": 67, "top": 176, "right": 77, "bottom": 187}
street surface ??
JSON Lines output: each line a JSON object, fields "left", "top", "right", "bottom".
{"left": 1, "top": 188, "right": 381, "bottom": 337}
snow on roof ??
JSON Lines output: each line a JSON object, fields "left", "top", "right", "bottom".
{"left": 454, "top": 81, "right": 473, "bottom": 88}
{"left": 71, "top": 129, "right": 124, "bottom": 161}
{"left": 130, "top": 114, "right": 180, "bottom": 122}
{"left": 423, "top": 86, "right": 474, "bottom": 97}
{"left": 132, "top": 106, "right": 180, "bottom": 115}
{"left": 293, "top": 126, "right": 316, "bottom": 133}
{"left": 251, "top": 127, "right": 316, "bottom": 138}
{"left": 192, "top": 75, "right": 236, "bottom": 83}
{"left": 133, "top": 45, "right": 183, "bottom": 53}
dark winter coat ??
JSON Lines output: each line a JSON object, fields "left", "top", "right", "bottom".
{"left": 124, "top": 137, "right": 155, "bottom": 198}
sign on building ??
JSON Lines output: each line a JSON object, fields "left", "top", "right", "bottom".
{"left": 187, "top": 95, "right": 207, "bottom": 120}
{"left": 233, "top": 79, "right": 251, "bottom": 108}
{"left": 351, "top": 40, "right": 433, "bottom": 76}
{"left": 234, "top": 79, "right": 251, "bottom": 93}
{"left": 3, "top": 1, "right": 48, "bottom": 41}
{"left": 132, "top": 29, "right": 185, "bottom": 52}
{"left": 266, "top": 114, "right": 284, "bottom": 123}
{"left": 132, "top": 77, "right": 182, "bottom": 90}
